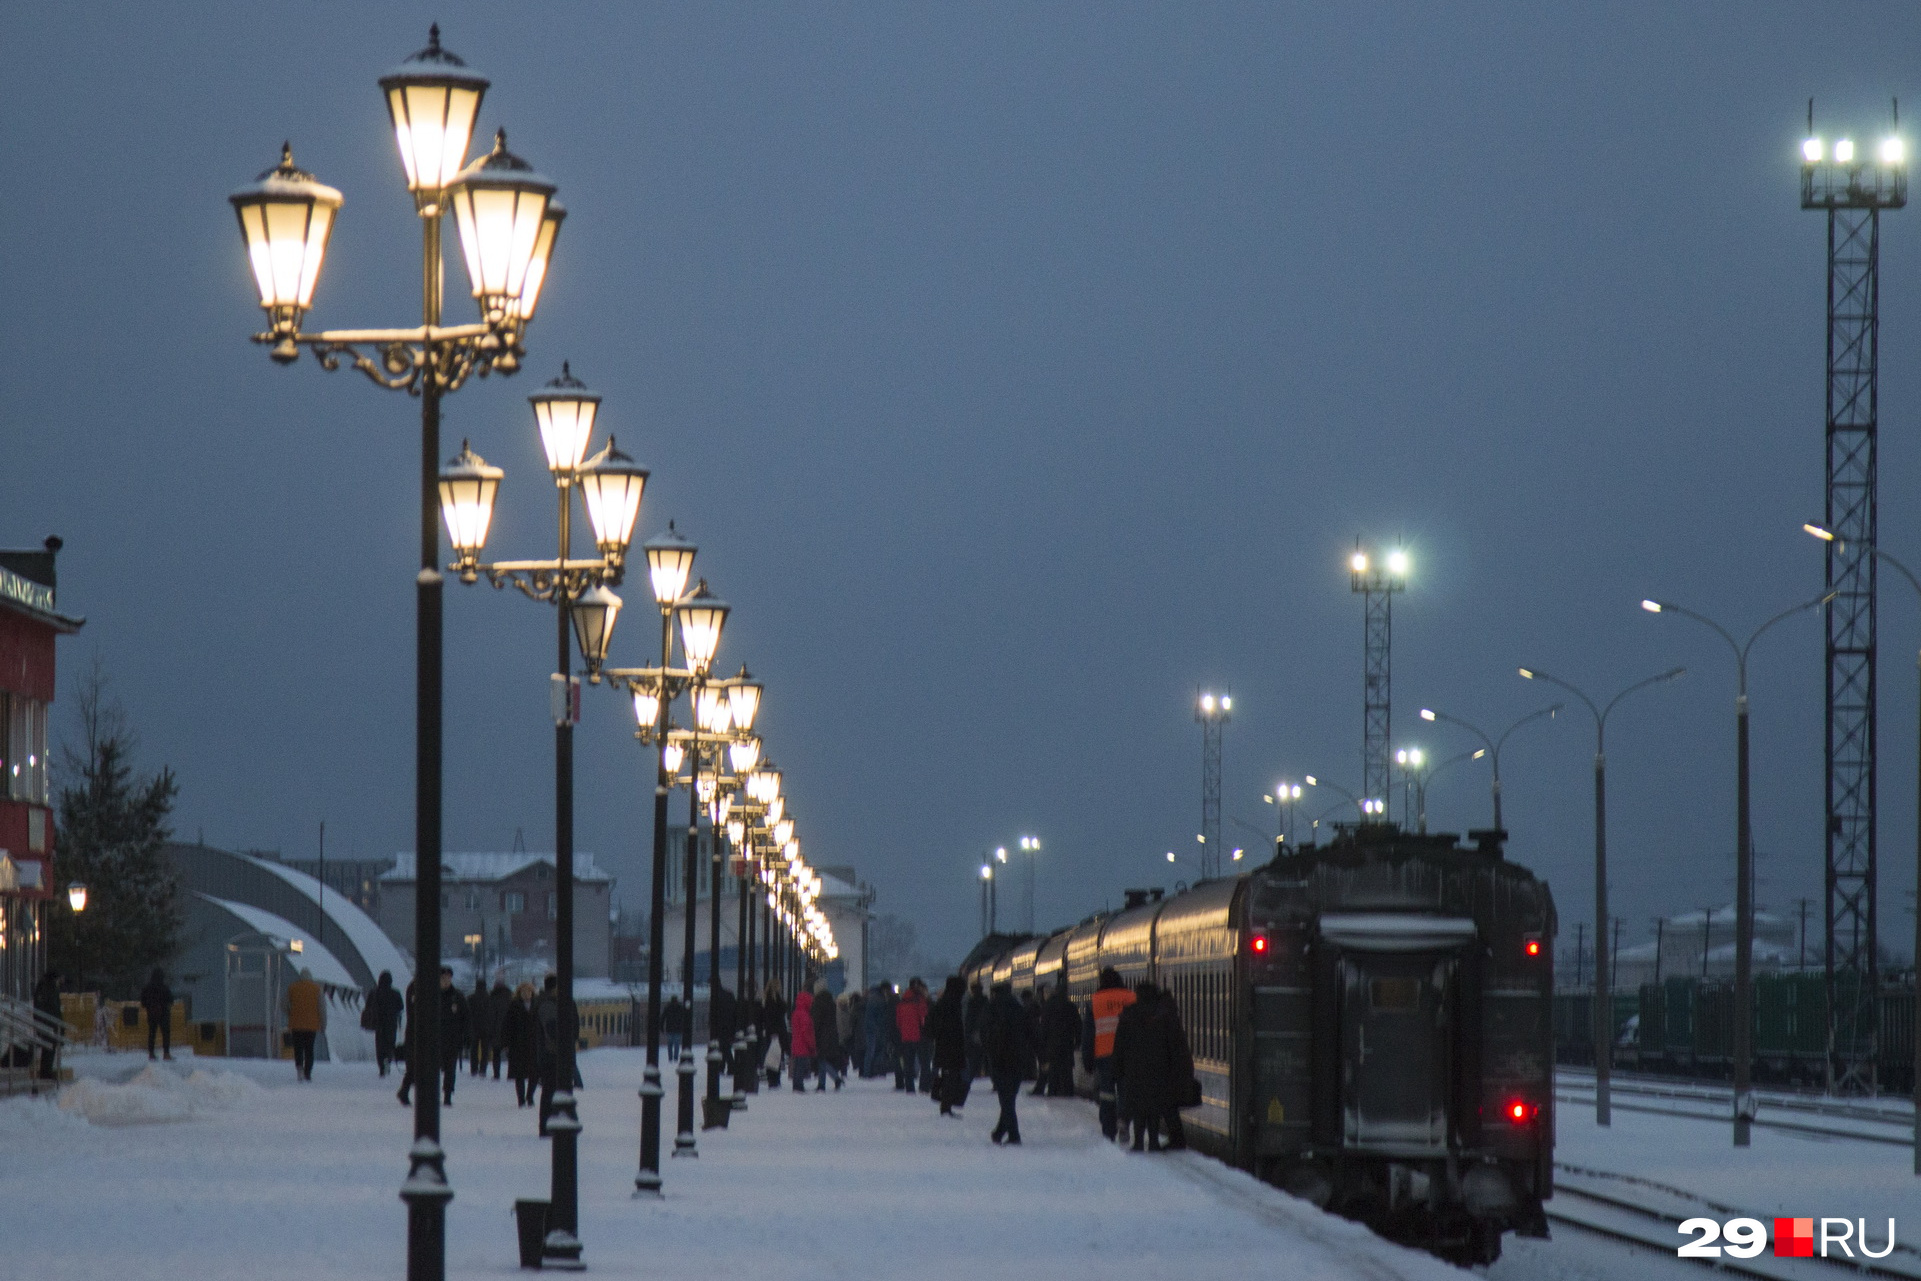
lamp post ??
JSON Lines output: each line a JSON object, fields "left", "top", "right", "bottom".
{"left": 229, "top": 30, "right": 564, "bottom": 1281}
{"left": 1418, "top": 704, "right": 1563, "bottom": 832}
{"left": 1805, "top": 523, "right": 1921, "bottom": 1174}
{"left": 1519, "top": 664, "right": 1684, "bottom": 1125}
{"left": 674, "top": 583, "right": 729, "bottom": 1153}
{"left": 1018, "top": 836, "right": 1041, "bottom": 934}
{"left": 1263, "top": 783, "right": 1303, "bottom": 850}
{"left": 991, "top": 846, "right": 1007, "bottom": 932}
{"left": 1640, "top": 591, "right": 1830, "bottom": 1146}
{"left": 1302, "top": 775, "right": 1384, "bottom": 823}
{"left": 1396, "top": 748, "right": 1485, "bottom": 834}
{"left": 438, "top": 369, "right": 641, "bottom": 1271}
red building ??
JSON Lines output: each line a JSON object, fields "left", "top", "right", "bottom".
{"left": 0, "top": 538, "right": 83, "bottom": 1007}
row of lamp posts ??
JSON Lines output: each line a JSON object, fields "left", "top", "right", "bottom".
{"left": 228, "top": 28, "right": 842, "bottom": 1278}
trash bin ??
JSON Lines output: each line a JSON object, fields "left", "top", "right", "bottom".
{"left": 514, "top": 1199, "right": 550, "bottom": 1269}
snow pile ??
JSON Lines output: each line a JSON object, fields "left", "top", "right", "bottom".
{"left": 0, "top": 1093, "right": 96, "bottom": 1142}
{"left": 57, "top": 1065, "right": 265, "bottom": 1126}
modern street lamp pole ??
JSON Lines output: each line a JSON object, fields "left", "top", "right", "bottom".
{"left": 229, "top": 31, "right": 570, "bottom": 1280}
{"left": 1641, "top": 592, "right": 1830, "bottom": 1146}
{"left": 1806, "top": 524, "right": 1921, "bottom": 1174}
{"left": 1519, "top": 664, "right": 1684, "bottom": 1126}
{"left": 1302, "top": 775, "right": 1382, "bottom": 823}
{"left": 1419, "top": 704, "right": 1564, "bottom": 832}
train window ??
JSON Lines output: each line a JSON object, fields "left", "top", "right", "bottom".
{"left": 1369, "top": 977, "right": 1422, "bottom": 1012}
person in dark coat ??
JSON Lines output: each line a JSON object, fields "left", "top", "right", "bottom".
{"left": 468, "top": 976, "right": 491, "bottom": 1075}
{"left": 1038, "top": 981, "right": 1079, "bottom": 1096}
{"left": 983, "top": 981, "right": 1034, "bottom": 1144}
{"left": 844, "top": 988, "right": 865, "bottom": 1073}
{"left": 762, "top": 980, "right": 791, "bottom": 1084}
{"left": 1153, "top": 990, "right": 1197, "bottom": 1150}
{"left": 710, "top": 983, "right": 737, "bottom": 1067}
{"left": 398, "top": 968, "right": 469, "bottom": 1107}
{"left": 140, "top": 968, "right": 174, "bottom": 1061}
{"left": 810, "top": 983, "right": 844, "bottom": 1090}
{"left": 33, "top": 970, "right": 63, "bottom": 1080}
{"left": 1020, "top": 988, "right": 1044, "bottom": 1093}
{"left": 367, "top": 971, "right": 404, "bottom": 1077}
{"left": 927, "top": 975, "right": 970, "bottom": 1116}
{"left": 487, "top": 979, "right": 512, "bottom": 1078}
{"left": 962, "top": 979, "right": 988, "bottom": 1080}
{"left": 1113, "top": 981, "right": 1172, "bottom": 1151}
{"left": 861, "top": 983, "right": 894, "bottom": 1079}
{"left": 662, "top": 995, "right": 685, "bottom": 1061}
{"left": 534, "top": 973, "right": 574, "bottom": 1133}
{"left": 502, "top": 981, "right": 538, "bottom": 1106}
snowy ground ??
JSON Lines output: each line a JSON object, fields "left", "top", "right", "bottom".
{"left": 7, "top": 1048, "right": 1912, "bottom": 1280}
{"left": 1, "top": 1048, "right": 1469, "bottom": 1281}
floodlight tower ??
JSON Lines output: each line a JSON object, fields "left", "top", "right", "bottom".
{"left": 1350, "top": 544, "right": 1409, "bottom": 813}
{"left": 1196, "top": 692, "right": 1231, "bottom": 879}
{"left": 1802, "top": 103, "right": 1905, "bottom": 1093}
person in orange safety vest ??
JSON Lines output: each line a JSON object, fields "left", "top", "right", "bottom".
{"left": 1082, "top": 967, "right": 1136, "bottom": 1141}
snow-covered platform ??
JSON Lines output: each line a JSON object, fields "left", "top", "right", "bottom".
{"left": 0, "top": 1048, "right": 1471, "bottom": 1281}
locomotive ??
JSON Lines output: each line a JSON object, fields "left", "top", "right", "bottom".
{"left": 962, "top": 822, "right": 1556, "bottom": 1264}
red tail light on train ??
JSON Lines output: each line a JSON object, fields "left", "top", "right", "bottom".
{"left": 1505, "top": 1099, "right": 1537, "bottom": 1123}
{"left": 1522, "top": 934, "right": 1543, "bottom": 958}
{"left": 1250, "top": 933, "right": 1269, "bottom": 954}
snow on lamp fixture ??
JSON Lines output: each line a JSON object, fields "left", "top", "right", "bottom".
{"left": 438, "top": 441, "right": 503, "bottom": 581}
{"left": 569, "top": 585, "right": 622, "bottom": 674}
{"left": 229, "top": 145, "right": 343, "bottom": 355}
{"left": 576, "top": 440, "right": 647, "bottom": 565}
{"left": 529, "top": 364, "right": 600, "bottom": 478}
{"left": 676, "top": 581, "right": 729, "bottom": 675}
{"left": 379, "top": 25, "right": 488, "bottom": 200}
{"left": 446, "top": 130, "right": 558, "bottom": 331}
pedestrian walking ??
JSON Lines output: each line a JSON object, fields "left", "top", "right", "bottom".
{"left": 468, "top": 976, "right": 491, "bottom": 1075}
{"left": 535, "top": 974, "right": 561, "bottom": 1132}
{"left": 861, "top": 983, "right": 893, "bottom": 1079}
{"left": 1113, "top": 981, "right": 1172, "bottom": 1152}
{"left": 763, "top": 980, "right": 790, "bottom": 1086}
{"left": 1083, "top": 967, "right": 1136, "bottom": 1141}
{"left": 1020, "top": 988, "right": 1044, "bottom": 1094}
{"left": 844, "top": 988, "right": 866, "bottom": 1072}
{"left": 811, "top": 983, "right": 844, "bottom": 1090}
{"left": 928, "top": 975, "right": 970, "bottom": 1116}
{"left": 663, "top": 994, "right": 685, "bottom": 1061}
{"left": 140, "top": 967, "right": 174, "bottom": 1062}
{"left": 963, "top": 979, "right": 988, "bottom": 1080}
{"left": 503, "top": 981, "right": 538, "bottom": 1106}
{"left": 365, "top": 971, "right": 404, "bottom": 1077}
{"left": 33, "top": 969, "right": 63, "bottom": 1080}
{"left": 789, "top": 989, "right": 817, "bottom": 1092}
{"left": 398, "top": 967, "right": 467, "bottom": 1106}
{"left": 1153, "top": 987, "right": 1198, "bottom": 1150}
{"left": 284, "top": 967, "right": 324, "bottom": 1081}
{"left": 710, "top": 982, "right": 737, "bottom": 1071}
{"left": 983, "top": 981, "right": 1033, "bottom": 1145}
{"left": 894, "top": 978, "right": 929, "bottom": 1092}
{"left": 487, "top": 977, "right": 512, "bottom": 1078}
{"left": 1038, "top": 980, "right": 1078, "bottom": 1096}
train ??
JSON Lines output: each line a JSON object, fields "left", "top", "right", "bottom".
{"left": 1553, "top": 974, "right": 1917, "bottom": 1093}
{"left": 962, "top": 822, "right": 1556, "bottom": 1265}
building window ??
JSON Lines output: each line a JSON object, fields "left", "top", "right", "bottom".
{"left": 465, "top": 888, "right": 480, "bottom": 910}
{"left": 5, "top": 694, "right": 48, "bottom": 805}
{"left": 504, "top": 891, "right": 526, "bottom": 915}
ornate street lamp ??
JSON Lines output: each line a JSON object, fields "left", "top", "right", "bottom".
{"left": 229, "top": 28, "right": 573, "bottom": 1280}
{"left": 436, "top": 367, "right": 639, "bottom": 1272}
{"left": 674, "top": 583, "right": 729, "bottom": 1142}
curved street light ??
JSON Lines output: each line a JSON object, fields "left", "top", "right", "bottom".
{"left": 1519, "top": 663, "right": 1683, "bottom": 1129}
{"left": 1419, "top": 703, "right": 1563, "bottom": 832}
{"left": 1641, "top": 589, "right": 1831, "bottom": 1147}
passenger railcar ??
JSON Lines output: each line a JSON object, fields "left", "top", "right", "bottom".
{"left": 962, "top": 823, "right": 1555, "bottom": 1264}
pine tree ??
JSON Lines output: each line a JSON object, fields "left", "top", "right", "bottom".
{"left": 46, "top": 662, "right": 181, "bottom": 997}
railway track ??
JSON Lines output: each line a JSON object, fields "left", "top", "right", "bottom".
{"left": 1547, "top": 1165, "right": 1921, "bottom": 1281}
{"left": 1558, "top": 1067, "right": 1915, "bottom": 1128}
{"left": 1556, "top": 1081, "right": 1912, "bottom": 1146}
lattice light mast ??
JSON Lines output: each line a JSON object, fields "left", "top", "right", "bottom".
{"left": 1350, "top": 545, "right": 1409, "bottom": 814}
{"left": 1197, "top": 692, "right": 1231, "bottom": 880}
{"left": 1802, "top": 105, "right": 1906, "bottom": 1094}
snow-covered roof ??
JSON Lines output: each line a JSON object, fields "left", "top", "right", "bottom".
{"left": 239, "top": 852, "right": 414, "bottom": 986}
{"left": 383, "top": 852, "right": 611, "bottom": 885}
{"left": 196, "top": 894, "right": 359, "bottom": 989}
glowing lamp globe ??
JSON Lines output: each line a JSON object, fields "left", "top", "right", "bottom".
{"left": 378, "top": 26, "right": 488, "bottom": 200}
{"left": 230, "top": 145, "right": 343, "bottom": 354}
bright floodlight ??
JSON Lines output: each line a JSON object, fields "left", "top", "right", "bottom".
{"left": 1166, "top": 852, "right": 1176, "bottom": 863}
{"left": 1803, "top": 138, "right": 1824, "bottom": 163}
{"left": 1836, "top": 138, "right": 1856, "bottom": 164}
{"left": 1350, "top": 552, "right": 1368, "bottom": 573}
{"left": 1641, "top": 600, "right": 1662, "bottom": 613}
{"left": 1231, "top": 848, "right": 1243, "bottom": 861}
{"left": 1420, "top": 708, "right": 1435, "bottom": 721}
{"left": 995, "top": 846, "right": 1007, "bottom": 862}
{"left": 1222, "top": 696, "right": 1233, "bottom": 711}
{"left": 980, "top": 864, "right": 992, "bottom": 880}
{"left": 1882, "top": 137, "right": 1906, "bottom": 165}
{"left": 1304, "top": 775, "right": 1317, "bottom": 786}
{"left": 1386, "top": 549, "right": 1410, "bottom": 575}
{"left": 1805, "top": 523, "right": 1836, "bottom": 542}
{"left": 1200, "top": 694, "right": 1215, "bottom": 712}
{"left": 1518, "top": 668, "right": 1535, "bottom": 680}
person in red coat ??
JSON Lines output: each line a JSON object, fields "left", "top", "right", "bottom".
{"left": 894, "top": 979, "right": 931, "bottom": 1092}
{"left": 790, "top": 990, "right": 817, "bottom": 1093}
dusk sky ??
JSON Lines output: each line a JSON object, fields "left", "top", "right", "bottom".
{"left": 5, "top": 3, "right": 1920, "bottom": 969}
